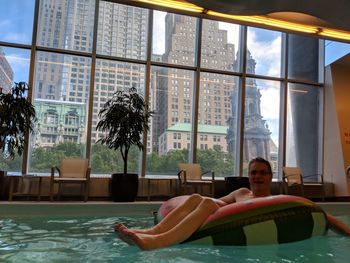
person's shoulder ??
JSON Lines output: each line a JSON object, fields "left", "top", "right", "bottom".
{"left": 235, "top": 187, "right": 251, "bottom": 194}
{"left": 233, "top": 188, "right": 253, "bottom": 200}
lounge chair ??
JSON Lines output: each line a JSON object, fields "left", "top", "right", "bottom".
{"left": 50, "top": 158, "right": 90, "bottom": 202}
{"left": 177, "top": 163, "right": 215, "bottom": 197}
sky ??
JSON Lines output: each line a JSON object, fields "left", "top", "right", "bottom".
{"left": 2, "top": 2, "right": 350, "bottom": 147}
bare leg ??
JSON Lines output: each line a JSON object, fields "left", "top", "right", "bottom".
{"left": 120, "top": 197, "right": 220, "bottom": 250}
{"left": 115, "top": 194, "right": 203, "bottom": 235}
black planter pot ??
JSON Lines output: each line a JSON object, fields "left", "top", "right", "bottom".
{"left": 0, "top": 170, "right": 8, "bottom": 200}
{"left": 110, "top": 173, "right": 139, "bottom": 202}
{"left": 224, "top": 176, "right": 250, "bottom": 195}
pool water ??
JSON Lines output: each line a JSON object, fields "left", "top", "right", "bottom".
{"left": 0, "top": 214, "right": 349, "bottom": 263}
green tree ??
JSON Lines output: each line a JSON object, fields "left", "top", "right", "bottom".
{"left": 31, "top": 142, "right": 85, "bottom": 172}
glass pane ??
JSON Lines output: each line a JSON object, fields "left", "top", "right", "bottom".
{"left": 325, "top": 40, "right": 350, "bottom": 66}
{"left": 288, "top": 34, "right": 321, "bottom": 83}
{"left": 0, "top": 0, "right": 35, "bottom": 44}
{"left": 37, "top": 0, "right": 95, "bottom": 52}
{"left": 90, "top": 59, "right": 146, "bottom": 175}
{"left": 201, "top": 19, "right": 241, "bottom": 72}
{"left": 29, "top": 52, "right": 91, "bottom": 173}
{"left": 0, "top": 47, "right": 31, "bottom": 91}
{"left": 152, "top": 11, "right": 197, "bottom": 67}
{"left": 243, "top": 78, "right": 281, "bottom": 178}
{"left": 97, "top": 1, "right": 149, "bottom": 60}
{"left": 0, "top": 47, "right": 31, "bottom": 173}
{"left": 247, "top": 27, "right": 282, "bottom": 77}
{"left": 198, "top": 72, "right": 240, "bottom": 177}
{"left": 286, "top": 83, "right": 322, "bottom": 180}
{"left": 146, "top": 67, "right": 194, "bottom": 175}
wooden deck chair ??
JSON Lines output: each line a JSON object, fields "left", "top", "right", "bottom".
{"left": 50, "top": 158, "right": 90, "bottom": 202}
{"left": 177, "top": 163, "right": 215, "bottom": 197}
{"left": 282, "top": 166, "right": 325, "bottom": 200}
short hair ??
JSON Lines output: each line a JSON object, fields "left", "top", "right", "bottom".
{"left": 248, "top": 157, "right": 272, "bottom": 175}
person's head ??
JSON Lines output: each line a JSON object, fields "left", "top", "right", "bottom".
{"left": 248, "top": 157, "right": 272, "bottom": 197}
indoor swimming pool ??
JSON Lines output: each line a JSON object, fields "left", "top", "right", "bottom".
{"left": 0, "top": 202, "right": 349, "bottom": 263}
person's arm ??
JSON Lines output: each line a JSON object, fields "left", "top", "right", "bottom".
{"left": 326, "top": 213, "right": 350, "bottom": 236}
{"left": 219, "top": 188, "right": 251, "bottom": 204}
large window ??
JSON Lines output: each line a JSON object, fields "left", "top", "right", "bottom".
{"left": 0, "top": 0, "right": 325, "bottom": 182}
{"left": 37, "top": 0, "right": 95, "bottom": 52}
{"left": 288, "top": 34, "right": 323, "bottom": 83}
{"left": 286, "top": 83, "right": 323, "bottom": 179}
{"left": 0, "top": 0, "right": 35, "bottom": 44}
{"left": 146, "top": 67, "right": 194, "bottom": 175}
{"left": 202, "top": 20, "right": 241, "bottom": 72}
{"left": 325, "top": 40, "right": 350, "bottom": 66}
{"left": 90, "top": 59, "right": 146, "bottom": 175}
{"left": 152, "top": 11, "right": 197, "bottom": 67}
{"left": 247, "top": 27, "right": 282, "bottom": 77}
{"left": 97, "top": 1, "right": 149, "bottom": 60}
{"left": 243, "top": 79, "right": 281, "bottom": 178}
{"left": 29, "top": 52, "right": 91, "bottom": 173}
{"left": 0, "top": 46, "right": 31, "bottom": 172}
{"left": 198, "top": 73, "right": 239, "bottom": 176}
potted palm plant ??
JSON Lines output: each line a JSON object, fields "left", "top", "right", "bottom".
{"left": 96, "top": 87, "right": 153, "bottom": 202}
{"left": 0, "top": 82, "right": 36, "bottom": 199}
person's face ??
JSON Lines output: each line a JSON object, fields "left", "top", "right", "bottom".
{"left": 248, "top": 161, "right": 272, "bottom": 194}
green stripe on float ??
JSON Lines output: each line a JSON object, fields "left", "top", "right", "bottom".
{"left": 311, "top": 212, "right": 328, "bottom": 236}
{"left": 184, "top": 225, "right": 247, "bottom": 245}
{"left": 243, "top": 220, "right": 278, "bottom": 245}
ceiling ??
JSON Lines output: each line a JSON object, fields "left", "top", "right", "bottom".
{"left": 187, "top": 0, "right": 350, "bottom": 32}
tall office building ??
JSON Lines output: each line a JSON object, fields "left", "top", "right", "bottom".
{"left": 0, "top": 47, "right": 14, "bottom": 93}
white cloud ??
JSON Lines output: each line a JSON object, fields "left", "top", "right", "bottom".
{"left": 153, "top": 11, "right": 166, "bottom": 55}
{"left": 247, "top": 30, "right": 281, "bottom": 77}
{"left": 0, "top": 19, "right": 11, "bottom": 27}
{"left": 3, "top": 33, "right": 31, "bottom": 43}
{"left": 4, "top": 52, "right": 30, "bottom": 81}
{"left": 260, "top": 86, "right": 280, "bottom": 119}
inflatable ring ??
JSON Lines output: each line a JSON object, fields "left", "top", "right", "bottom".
{"left": 156, "top": 195, "right": 328, "bottom": 246}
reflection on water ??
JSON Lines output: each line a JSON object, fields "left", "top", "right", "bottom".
{"left": 0, "top": 215, "right": 349, "bottom": 263}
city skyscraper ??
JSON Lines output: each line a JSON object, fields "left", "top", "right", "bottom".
{"left": 0, "top": 47, "right": 14, "bottom": 93}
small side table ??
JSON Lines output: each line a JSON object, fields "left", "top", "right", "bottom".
{"left": 142, "top": 176, "right": 176, "bottom": 201}
{"left": 8, "top": 174, "right": 42, "bottom": 201}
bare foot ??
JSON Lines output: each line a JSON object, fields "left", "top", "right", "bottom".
{"left": 114, "top": 223, "right": 135, "bottom": 245}
{"left": 120, "top": 229, "right": 157, "bottom": 250}
{"left": 114, "top": 223, "right": 126, "bottom": 233}
{"left": 114, "top": 222, "right": 154, "bottom": 235}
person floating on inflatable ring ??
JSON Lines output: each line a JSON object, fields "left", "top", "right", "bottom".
{"left": 115, "top": 157, "right": 350, "bottom": 250}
